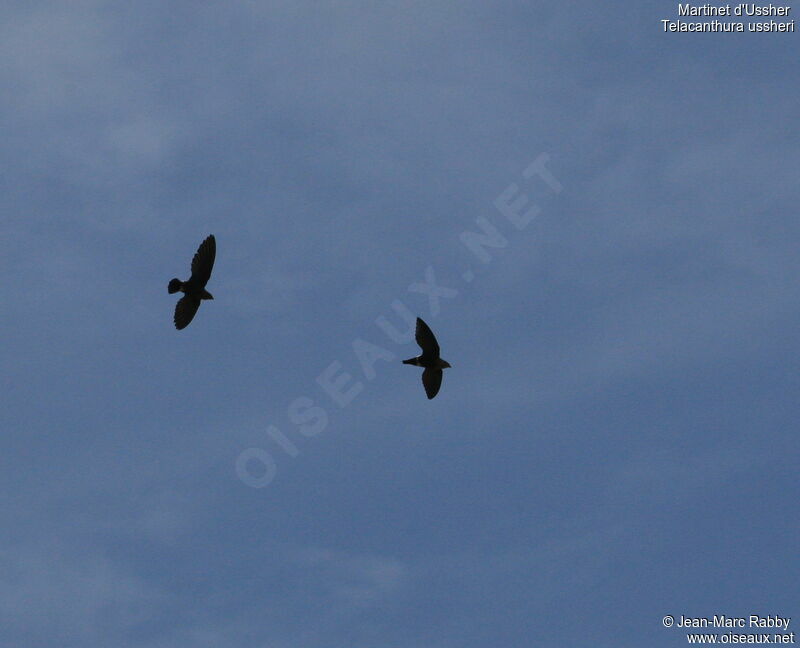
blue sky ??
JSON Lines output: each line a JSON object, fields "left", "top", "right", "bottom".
{"left": 1, "top": 2, "right": 798, "bottom": 646}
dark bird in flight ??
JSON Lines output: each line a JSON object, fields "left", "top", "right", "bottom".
{"left": 402, "top": 317, "right": 451, "bottom": 399}
{"left": 168, "top": 234, "right": 216, "bottom": 330}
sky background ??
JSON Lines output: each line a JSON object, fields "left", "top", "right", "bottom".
{"left": 1, "top": 2, "right": 798, "bottom": 647}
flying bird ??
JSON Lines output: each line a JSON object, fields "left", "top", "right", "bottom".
{"left": 402, "top": 317, "right": 451, "bottom": 399}
{"left": 168, "top": 234, "right": 216, "bottom": 330}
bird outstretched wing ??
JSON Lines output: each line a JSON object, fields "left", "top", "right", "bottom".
{"left": 415, "top": 317, "right": 440, "bottom": 360}
{"left": 190, "top": 235, "right": 216, "bottom": 286}
{"left": 421, "top": 367, "right": 443, "bottom": 399}
{"left": 174, "top": 295, "right": 201, "bottom": 330}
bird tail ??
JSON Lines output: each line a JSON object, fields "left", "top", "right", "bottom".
{"left": 168, "top": 278, "right": 182, "bottom": 294}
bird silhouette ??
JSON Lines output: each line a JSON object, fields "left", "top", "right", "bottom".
{"left": 168, "top": 234, "right": 216, "bottom": 330}
{"left": 402, "top": 317, "right": 451, "bottom": 399}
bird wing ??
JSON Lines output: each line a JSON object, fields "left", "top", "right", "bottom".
{"left": 421, "top": 367, "right": 443, "bottom": 400}
{"left": 174, "top": 295, "right": 201, "bottom": 330}
{"left": 415, "top": 317, "right": 440, "bottom": 359}
{"left": 189, "top": 234, "right": 216, "bottom": 286}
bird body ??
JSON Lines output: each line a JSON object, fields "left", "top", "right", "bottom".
{"left": 168, "top": 234, "right": 216, "bottom": 330}
{"left": 402, "top": 357, "right": 451, "bottom": 369}
{"left": 403, "top": 317, "right": 451, "bottom": 399}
